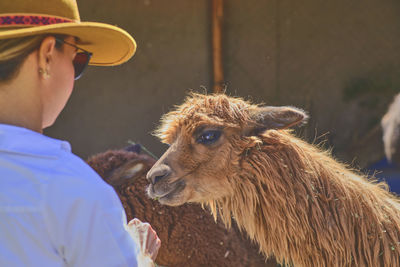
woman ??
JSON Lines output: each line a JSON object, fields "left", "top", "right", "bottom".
{"left": 0, "top": 1, "right": 160, "bottom": 266}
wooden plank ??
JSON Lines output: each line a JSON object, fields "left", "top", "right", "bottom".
{"left": 212, "top": 0, "right": 224, "bottom": 93}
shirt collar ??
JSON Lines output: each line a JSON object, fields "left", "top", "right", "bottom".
{"left": 0, "top": 124, "right": 71, "bottom": 157}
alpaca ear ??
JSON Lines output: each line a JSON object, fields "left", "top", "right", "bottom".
{"left": 107, "top": 161, "right": 146, "bottom": 186}
{"left": 245, "top": 106, "right": 308, "bottom": 135}
{"left": 124, "top": 144, "right": 142, "bottom": 154}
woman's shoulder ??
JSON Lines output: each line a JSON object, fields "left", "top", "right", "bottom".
{"left": 46, "top": 152, "right": 122, "bottom": 210}
{"left": 53, "top": 151, "right": 114, "bottom": 193}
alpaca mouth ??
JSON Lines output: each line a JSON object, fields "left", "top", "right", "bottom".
{"left": 148, "top": 180, "right": 186, "bottom": 201}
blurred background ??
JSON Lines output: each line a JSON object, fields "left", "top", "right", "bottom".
{"left": 45, "top": 0, "right": 400, "bottom": 192}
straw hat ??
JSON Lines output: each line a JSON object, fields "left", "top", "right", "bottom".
{"left": 0, "top": 0, "right": 136, "bottom": 66}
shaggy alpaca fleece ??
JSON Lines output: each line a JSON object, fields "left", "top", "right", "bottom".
{"left": 153, "top": 93, "right": 400, "bottom": 267}
{"left": 87, "top": 149, "right": 274, "bottom": 267}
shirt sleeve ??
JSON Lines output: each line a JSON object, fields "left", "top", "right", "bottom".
{"left": 42, "top": 171, "right": 140, "bottom": 267}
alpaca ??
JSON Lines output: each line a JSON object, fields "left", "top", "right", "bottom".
{"left": 86, "top": 146, "right": 275, "bottom": 267}
{"left": 382, "top": 93, "right": 400, "bottom": 163}
{"left": 147, "top": 93, "right": 400, "bottom": 267}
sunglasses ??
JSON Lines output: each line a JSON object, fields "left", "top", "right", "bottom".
{"left": 55, "top": 38, "right": 93, "bottom": 80}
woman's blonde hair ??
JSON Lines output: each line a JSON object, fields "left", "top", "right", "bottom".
{"left": 0, "top": 34, "right": 64, "bottom": 82}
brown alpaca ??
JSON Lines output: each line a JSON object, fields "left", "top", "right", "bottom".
{"left": 382, "top": 93, "right": 400, "bottom": 163}
{"left": 87, "top": 148, "right": 275, "bottom": 267}
{"left": 147, "top": 93, "right": 400, "bottom": 267}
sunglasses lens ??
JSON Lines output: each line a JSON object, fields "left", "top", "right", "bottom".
{"left": 73, "top": 52, "right": 91, "bottom": 80}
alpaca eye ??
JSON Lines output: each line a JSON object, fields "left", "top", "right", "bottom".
{"left": 196, "top": 130, "right": 221, "bottom": 145}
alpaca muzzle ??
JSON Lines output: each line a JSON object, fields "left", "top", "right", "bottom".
{"left": 147, "top": 163, "right": 171, "bottom": 185}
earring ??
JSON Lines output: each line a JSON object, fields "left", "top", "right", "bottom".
{"left": 39, "top": 68, "right": 50, "bottom": 79}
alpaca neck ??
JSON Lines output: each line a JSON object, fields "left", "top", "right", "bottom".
{"left": 209, "top": 131, "right": 400, "bottom": 266}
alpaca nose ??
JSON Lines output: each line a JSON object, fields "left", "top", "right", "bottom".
{"left": 147, "top": 164, "right": 172, "bottom": 185}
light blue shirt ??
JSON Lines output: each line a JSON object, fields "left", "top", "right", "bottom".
{"left": 0, "top": 124, "right": 139, "bottom": 267}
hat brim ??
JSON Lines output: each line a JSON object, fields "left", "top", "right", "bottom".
{"left": 0, "top": 22, "right": 136, "bottom": 66}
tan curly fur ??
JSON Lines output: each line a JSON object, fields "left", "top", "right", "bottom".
{"left": 152, "top": 93, "right": 400, "bottom": 267}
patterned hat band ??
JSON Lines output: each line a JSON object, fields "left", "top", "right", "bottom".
{"left": 0, "top": 14, "right": 74, "bottom": 27}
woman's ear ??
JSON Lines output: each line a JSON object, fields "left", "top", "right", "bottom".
{"left": 37, "top": 36, "right": 57, "bottom": 74}
{"left": 244, "top": 106, "right": 308, "bottom": 136}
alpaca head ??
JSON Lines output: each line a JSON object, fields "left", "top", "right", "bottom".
{"left": 87, "top": 146, "right": 155, "bottom": 187}
{"left": 147, "top": 93, "right": 308, "bottom": 206}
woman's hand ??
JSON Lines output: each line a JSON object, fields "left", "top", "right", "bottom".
{"left": 127, "top": 218, "right": 161, "bottom": 265}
